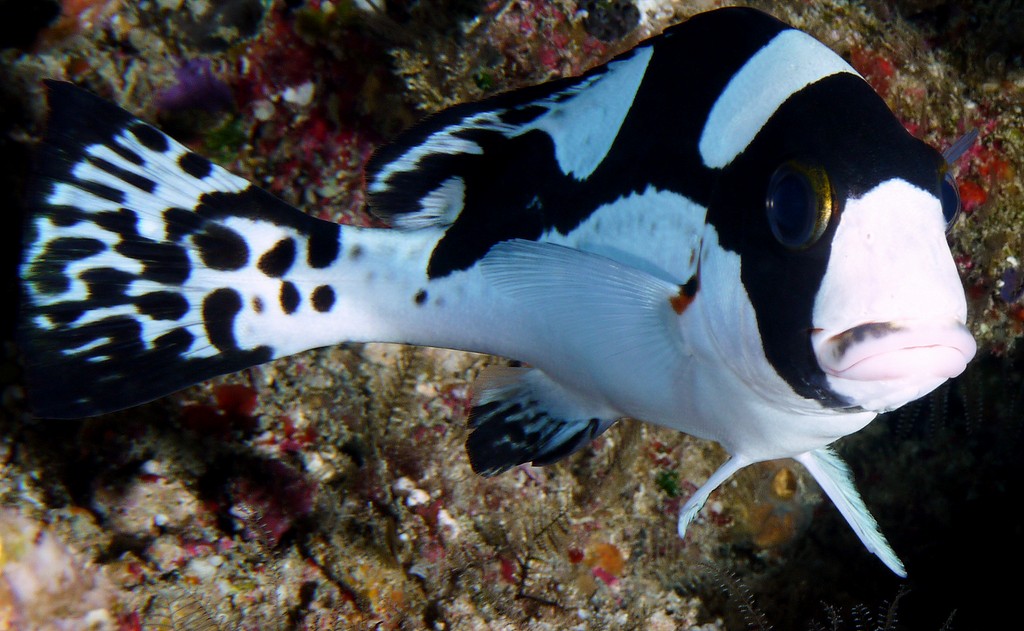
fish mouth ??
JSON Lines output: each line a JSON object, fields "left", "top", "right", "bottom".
{"left": 812, "top": 319, "right": 977, "bottom": 382}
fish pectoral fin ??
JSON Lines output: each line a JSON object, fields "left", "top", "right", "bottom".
{"left": 795, "top": 448, "right": 906, "bottom": 577}
{"left": 480, "top": 239, "right": 689, "bottom": 364}
{"left": 465, "top": 366, "right": 619, "bottom": 476}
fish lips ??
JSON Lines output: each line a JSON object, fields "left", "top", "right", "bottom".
{"left": 812, "top": 319, "right": 977, "bottom": 382}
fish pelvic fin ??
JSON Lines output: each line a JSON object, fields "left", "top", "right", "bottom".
{"left": 465, "top": 366, "right": 619, "bottom": 476}
{"left": 796, "top": 447, "right": 906, "bottom": 577}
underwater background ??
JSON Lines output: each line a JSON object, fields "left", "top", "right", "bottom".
{"left": 0, "top": 0, "right": 1022, "bottom": 628}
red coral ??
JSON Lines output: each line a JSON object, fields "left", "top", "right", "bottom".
{"left": 850, "top": 47, "right": 896, "bottom": 96}
{"left": 180, "top": 384, "right": 259, "bottom": 439}
{"left": 959, "top": 180, "right": 987, "bottom": 213}
{"left": 231, "top": 459, "right": 318, "bottom": 547}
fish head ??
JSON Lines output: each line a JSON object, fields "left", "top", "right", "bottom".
{"left": 808, "top": 160, "right": 975, "bottom": 412}
{"left": 704, "top": 72, "right": 975, "bottom": 414}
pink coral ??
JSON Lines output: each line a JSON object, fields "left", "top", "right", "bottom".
{"left": 0, "top": 509, "right": 121, "bottom": 630}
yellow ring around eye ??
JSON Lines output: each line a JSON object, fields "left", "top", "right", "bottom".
{"left": 765, "top": 160, "right": 835, "bottom": 249}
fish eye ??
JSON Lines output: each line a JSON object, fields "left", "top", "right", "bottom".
{"left": 940, "top": 171, "right": 961, "bottom": 230}
{"left": 765, "top": 161, "right": 834, "bottom": 249}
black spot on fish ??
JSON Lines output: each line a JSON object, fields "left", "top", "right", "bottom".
{"left": 308, "top": 222, "right": 341, "bottom": 269}
{"left": 114, "top": 240, "right": 190, "bottom": 285}
{"left": 203, "top": 287, "right": 243, "bottom": 352}
{"left": 129, "top": 122, "right": 169, "bottom": 152}
{"left": 163, "top": 207, "right": 204, "bottom": 241}
{"left": 74, "top": 178, "right": 126, "bottom": 204}
{"left": 108, "top": 141, "right": 144, "bottom": 166}
{"left": 42, "top": 302, "right": 86, "bottom": 326}
{"left": 86, "top": 155, "right": 157, "bottom": 193}
{"left": 280, "top": 281, "right": 300, "bottom": 314}
{"left": 258, "top": 237, "right": 296, "bottom": 278}
{"left": 311, "top": 285, "right": 335, "bottom": 313}
{"left": 28, "top": 272, "right": 68, "bottom": 296}
{"left": 191, "top": 187, "right": 341, "bottom": 269}
{"left": 45, "top": 237, "right": 106, "bottom": 261}
{"left": 194, "top": 223, "right": 249, "bottom": 271}
{"left": 253, "top": 297, "right": 264, "bottom": 313}
{"left": 135, "top": 291, "right": 189, "bottom": 320}
{"left": 81, "top": 267, "right": 133, "bottom": 304}
{"left": 94, "top": 208, "right": 138, "bottom": 237}
{"left": 179, "top": 152, "right": 213, "bottom": 180}
{"left": 47, "top": 205, "right": 85, "bottom": 227}
{"left": 153, "top": 327, "right": 193, "bottom": 353}
{"left": 414, "top": 289, "right": 428, "bottom": 305}
{"left": 348, "top": 244, "right": 364, "bottom": 260}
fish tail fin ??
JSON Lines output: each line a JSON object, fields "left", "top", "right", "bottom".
{"left": 19, "top": 81, "right": 346, "bottom": 418}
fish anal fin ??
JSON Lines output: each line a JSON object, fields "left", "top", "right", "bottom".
{"left": 465, "top": 366, "right": 618, "bottom": 476}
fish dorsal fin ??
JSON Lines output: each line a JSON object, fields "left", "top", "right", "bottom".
{"left": 796, "top": 448, "right": 906, "bottom": 576}
{"left": 365, "top": 45, "right": 654, "bottom": 229}
{"left": 479, "top": 239, "right": 689, "bottom": 365}
{"left": 466, "top": 366, "right": 619, "bottom": 476}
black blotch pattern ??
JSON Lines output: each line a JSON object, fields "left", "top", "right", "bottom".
{"left": 179, "top": 152, "right": 213, "bottom": 180}
{"left": 194, "top": 223, "right": 249, "bottom": 271}
{"left": 108, "top": 141, "right": 144, "bottom": 166}
{"left": 27, "top": 266, "right": 70, "bottom": 295}
{"left": 45, "top": 205, "right": 85, "bottom": 227}
{"left": 414, "top": 289, "right": 428, "bottom": 305}
{"left": 153, "top": 327, "right": 194, "bottom": 353}
{"left": 41, "top": 302, "right": 86, "bottom": 326}
{"left": 163, "top": 207, "right": 205, "bottom": 241}
{"left": 59, "top": 314, "right": 141, "bottom": 358}
{"left": 307, "top": 224, "right": 340, "bottom": 269}
{"left": 114, "top": 240, "right": 190, "bottom": 285}
{"left": 27, "top": 237, "right": 106, "bottom": 295}
{"left": 465, "top": 401, "right": 607, "bottom": 476}
{"left": 74, "top": 178, "right": 126, "bottom": 204}
{"left": 31, "top": 267, "right": 132, "bottom": 326}
{"left": 280, "top": 281, "right": 300, "bottom": 314}
{"left": 193, "top": 187, "right": 341, "bottom": 270}
{"left": 86, "top": 155, "right": 157, "bottom": 193}
{"left": 81, "top": 267, "right": 133, "bottom": 303}
{"left": 129, "top": 121, "right": 169, "bottom": 152}
{"left": 311, "top": 285, "right": 335, "bottom": 313}
{"left": 364, "top": 9, "right": 795, "bottom": 279}
{"left": 258, "top": 237, "right": 296, "bottom": 278}
{"left": 135, "top": 291, "right": 189, "bottom": 320}
{"left": 93, "top": 208, "right": 138, "bottom": 235}
{"left": 19, "top": 82, "right": 282, "bottom": 419}
{"left": 203, "top": 287, "right": 243, "bottom": 351}
{"left": 46, "top": 236, "right": 106, "bottom": 260}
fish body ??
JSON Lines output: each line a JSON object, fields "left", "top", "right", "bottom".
{"left": 18, "top": 8, "right": 975, "bottom": 575}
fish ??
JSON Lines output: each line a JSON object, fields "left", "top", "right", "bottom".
{"left": 17, "top": 7, "right": 976, "bottom": 576}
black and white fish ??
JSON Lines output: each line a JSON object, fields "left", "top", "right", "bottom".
{"left": 18, "top": 7, "right": 976, "bottom": 575}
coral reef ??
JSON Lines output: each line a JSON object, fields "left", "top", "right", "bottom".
{"left": 0, "top": 0, "right": 1022, "bottom": 628}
